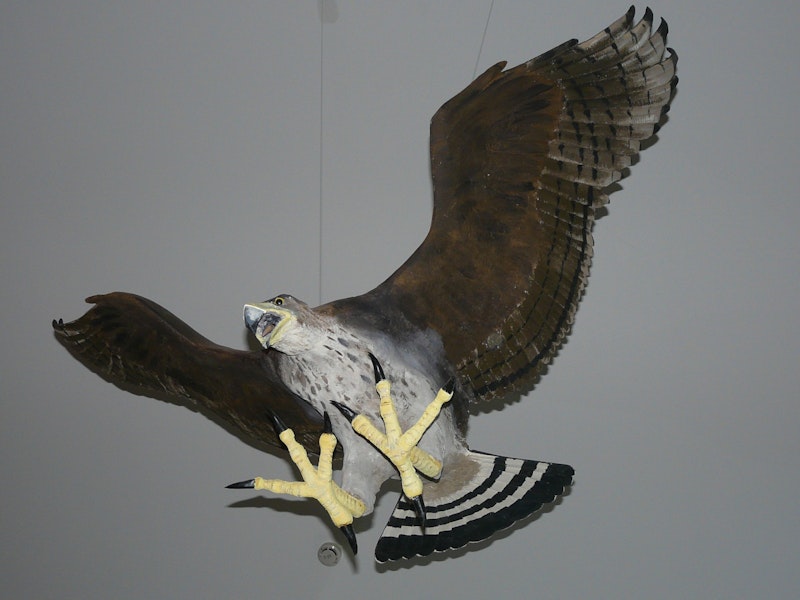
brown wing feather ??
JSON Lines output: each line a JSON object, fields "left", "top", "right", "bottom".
{"left": 53, "top": 292, "right": 325, "bottom": 453}
{"left": 329, "top": 8, "right": 677, "bottom": 400}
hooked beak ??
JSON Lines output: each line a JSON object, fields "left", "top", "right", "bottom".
{"left": 244, "top": 303, "right": 288, "bottom": 347}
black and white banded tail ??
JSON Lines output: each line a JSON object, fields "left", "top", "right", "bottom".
{"left": 375, "top": 451, "right": 574, "bottom": 562}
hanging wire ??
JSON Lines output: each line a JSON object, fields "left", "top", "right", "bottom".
{"left": 318, "top": 12, "right": 325, "bottom": 305}
{"left": 317, "top": 1, "right": 494, "bottom": 304}
{"left": 473, "top": 0, "right": 495, "bottom": 79}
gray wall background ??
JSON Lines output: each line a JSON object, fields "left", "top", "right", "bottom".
{"left": 3, "top": 1, "right": 799, "bottom": 598}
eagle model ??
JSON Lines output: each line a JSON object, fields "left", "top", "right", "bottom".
{"left": 54, "top": 8, "right": 676, "bottom": 563}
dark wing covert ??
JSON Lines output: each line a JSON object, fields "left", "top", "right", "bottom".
{"left": 53, "top": 292, "right": 325, "bottom": 453}
{"left": 329, "top": 7, "right": 677, "bottom": 401}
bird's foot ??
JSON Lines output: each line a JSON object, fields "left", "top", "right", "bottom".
{"left": 226, "top": 412, "right": 366, "bottom": 554}
{"left": 332, "top": 354, "right": 454, "bottom": 529}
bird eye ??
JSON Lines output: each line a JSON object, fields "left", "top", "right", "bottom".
{"left": 273, "top": 297, "right": 284, "bottom": 306}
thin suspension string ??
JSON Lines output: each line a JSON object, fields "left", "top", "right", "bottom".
{"left": 317, "top": 3, "right": 494, "bottom": 305}
{"left": 318, "top": 16, "right": 325, "bottom": 306}
{"left": 473, "top": 0, "right": 495, "bottom": 79}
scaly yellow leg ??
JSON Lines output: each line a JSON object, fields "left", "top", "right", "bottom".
{"left": 332, "top": 354, "right": 454, "bottom": 528}
{"left": 226, "top": 413, "right": 366, "bottom": 554}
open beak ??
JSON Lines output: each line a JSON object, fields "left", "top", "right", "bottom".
{"left": 244, "top": 303, "right": 285, "bottom": 347}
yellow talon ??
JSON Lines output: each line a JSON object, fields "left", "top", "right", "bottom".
{"left": 226, "top": 413, "right": 365, "bottom": 553}
{"left": 342, "top": 356, "right": 454, "bottom": 508}
{"left": 251, "top": 429, "right": 365, "bottom": 528}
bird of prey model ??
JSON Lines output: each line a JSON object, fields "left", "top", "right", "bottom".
{"left": 54, "top": 7, "right": 676, "bottom": 563}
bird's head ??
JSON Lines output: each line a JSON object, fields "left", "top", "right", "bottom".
{"left": 243, "top": 295, "right": 318, "bottom": 355}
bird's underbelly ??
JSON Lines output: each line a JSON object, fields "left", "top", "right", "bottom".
{"left": 279, "top": 349, "right": 463, "bottom": 512}
{"left": 286, "top": 354, "right": 458, "bottom": 450}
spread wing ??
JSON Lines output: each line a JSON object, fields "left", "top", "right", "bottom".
{"left": 53, "top": 292, "right": 325, "bottom": 453}
{"left": 327, "top": 7, "right": 677, "bottom": 400}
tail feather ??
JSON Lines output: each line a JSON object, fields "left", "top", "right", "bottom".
{"left": 375, "top": 450, "right": 573, "bottom": 562}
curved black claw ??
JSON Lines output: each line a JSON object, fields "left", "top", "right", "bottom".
{"left": 225, "top": 479, "right": 256, "bottom": 489}
{"left": 323, "top": 411, "right": 333, "bottom": 434}
{"left": 410, "top": 494, "right": 426, "bottom": 530}
{"left": 267, "top": 410, "right": 289, "bottom": 435}
{"left": 368, "top": 352, "right": 385, "bottom": 383}
{"left": 443, "top": 377, "right": 455, "bottom": 394}
{"left": 331, "top": 401, "right": 358, "bottom": 423}
{"left": 340, "top": 524, "right": 358, "bottom": 555}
